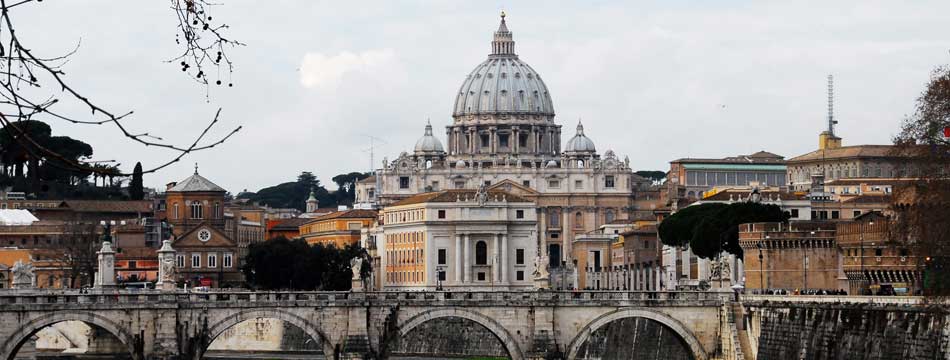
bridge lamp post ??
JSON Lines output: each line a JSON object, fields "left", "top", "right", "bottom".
{"left": 760, "top": 236, "right": 768, "bottom": 292}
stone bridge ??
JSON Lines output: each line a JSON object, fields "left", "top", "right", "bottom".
{"left": 0, "top": 290, "right": 733, "bottom": 360}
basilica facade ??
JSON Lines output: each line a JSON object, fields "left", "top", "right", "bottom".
{"left": 357, "top": 13, "right": 647, "bottom": 274}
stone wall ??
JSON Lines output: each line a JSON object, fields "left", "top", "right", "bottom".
{"left": 207, "top": 318, "right": 322, "bottom": 352}
{"left": 749, "top": 302, "right": 949, "bottom": 360}
{"left": 573, "top": 317, "right": 693, "bottom": 360}
{"left": 393, "top": 317, "right": 508, "bottom": 357}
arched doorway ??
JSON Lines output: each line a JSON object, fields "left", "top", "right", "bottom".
{"left": 1, "top": 312, "right": 137, "bottom": 360}
{"left": 393, "top": 308, "right": 524, "bottom": 360}
{"left": 202, "top": 309, "right": 333, "bottom": 359}
{"left": 567, "top": 309, "right": 706, "bottom": 360}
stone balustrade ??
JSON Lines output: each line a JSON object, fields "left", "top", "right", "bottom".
{"left": 741, "top": 294, "right": 927, "bottom": 305}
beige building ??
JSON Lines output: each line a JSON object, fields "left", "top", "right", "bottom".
{"left": 357, "top": 14, "right": 648, "bottom": 276}
{"left": 377, "top": 188, "right": 537, "bottom": 291}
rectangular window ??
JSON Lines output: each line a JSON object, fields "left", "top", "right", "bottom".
{"left": 484, "top": 180, "right": 491, "bottom": 186}
{"left": 605, "top": 175, "right": 615, "bottom": 188}
{"left": 831, "top": 211, "right": 840, "bottom": 219}
{"left": 548, "top": 180, "right": 560, "bottom": 188}
{"left": 854, "top": 210, "right": 861, "bottom": 217}
{"left": 522, "top": 180, "right": 531, "bottom": 188}
{"left": 192, "top": 254, "right": 201, "bottom": 268}
{"left": 516, "top": 271, "right": 524, "bottom": 281}
{"left": 438, "top": 210, "right": 446, "bottom": 219}
{"left": 128, "top": 261, "right": 137, "bottom": 269}
{"left": 224, "top": 253, "right": 233, "bottom": 268}
{"left": 551, "top": 233, "right": 559, "bottom": 239}
{"left": 399, "top": 177, "right": 410, "bottom": 189}
{"left": 455, "top": 181, "right": 466, "bottom": 189}
{"left": 499, "top": 134, "right": 509, "bottom": 147}
{"left": 348, "top": 222, "right": 363, "bottom": 230}
{"left": 516, "top": 249, "right": 525, "bottom": 265}
{"left": 438, "top": 249, "right": 447, "bottom": 265}
{"left": 177, "top": 255, "right": 185, "bottom": 268}
{"left": 438, "top": 271, "right": 446, "bottom": 281}
{"left": 790, "top": 209, "right": 799, "bottom": 218}
{"left": 575, "top": 180, "right": 583, "bottom": 189}
{"left": 208, "top": 254, "right": 217, "bottom": 268}
{"left": 477, "top": 272, "right": 486, "bottom": 281}
{"left": 519, "top": 134, "right": 528, "bottom": 148}
{"left": 516, "top": 210, "right": 524, "bottom": 219}
{"left": 875, "top": 248, "right": 883, "bottom": 257}
{"left": 431, "top": 181, "right": 440, "bottom": 191}
{"left": 480, "top": 134, "right": 490, "bottom": 147}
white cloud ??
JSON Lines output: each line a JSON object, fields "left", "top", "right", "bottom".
{"left": 299, "top": 49, "right": 396, "bottom": 89}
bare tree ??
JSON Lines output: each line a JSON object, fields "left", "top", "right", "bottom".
{"left": 892, "top": 65, "right": 950, "bottom": 297}
{"left": 46, "top": 222, "right": 100, "bottom": 288}
{"left": 0, "top": 0, "right": 242, "bottom": 183}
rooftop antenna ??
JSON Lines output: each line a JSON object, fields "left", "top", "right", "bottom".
{"left": 361, "top": 134, "right": 387, "bottom": 172}
{"left": 827, "top": 74, "right": 837, "bottom": 135}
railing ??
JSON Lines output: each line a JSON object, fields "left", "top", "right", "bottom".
{"left": 0, "top": 289, "right": 732, "bottom": 307}
{"left": 741, "top": 294, "right": 927, "bottom": 305}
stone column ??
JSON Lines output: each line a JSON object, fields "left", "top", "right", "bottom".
{"left": 655, "top": 267, "right": 662, "bottom": 290}
{"left": 455, "top": 234, "right": 463, "bottom": 283}
{"left": 157, "top": 240, "right": 177, "bottom": 291}
{"left": 501, "top": 233, "right": 508, "bottom": 284}
{"left": 96, "top": 241, "right": 116, "bottom": 289}
{"left": 561, "top": 208, "right": 570, "bottom": 264}
{"left": 512, "top": 127, "right": 520, "bottom": 154}
{"left": 489, "top": 126, "right": 497, "bottom": 154}
{"left": 493, "top": 234, "right": 501, "bottom": 282}
{"left": 464, "top": 234, "right": 471, "bottom": 284}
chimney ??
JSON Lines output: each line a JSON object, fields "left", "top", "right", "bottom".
{"left": 166, "top": 182, "right": 177, "bottom": 191}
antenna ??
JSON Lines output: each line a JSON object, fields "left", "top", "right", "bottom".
{"left": 827, "top": 74, "right": 837, "bottom": 135}
{"left": 361, "top": 134, "right": 387, "bottom": 172}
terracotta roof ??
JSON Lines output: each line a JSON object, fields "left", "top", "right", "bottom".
{"left": 390, "top": 189, "right": 530, "bottom": 207}
{"left": 304, "top": 209, "right": 378, "bottom": 224}
{"left": 841, "top": 194, "right": 892, "bottom": 204}
{"left": 787, "top": 145, "right": 898, "bottom": 163}
{"left": 671, "top": 151, "right": 785, "bottom": 164}
{"left": 270, "top": 217, "right": 311, "bottom": 230}
{"left": 60, "top": 200, "right": 153, "bottom": 213}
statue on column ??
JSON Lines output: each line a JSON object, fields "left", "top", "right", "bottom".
{"left": 533, "top": 253, "right": 551, "bottom": 290}
{"left": 11, "top": 260, "right": 35, "bottom": 289}
{"left": 157, "top": 240, "right": 177, "bottom": 291}
{"left": 95, "top": 241, "right": 117, "bottom": 289}
{"left": 350, "top": 256, "right": 364, "bottom": 291}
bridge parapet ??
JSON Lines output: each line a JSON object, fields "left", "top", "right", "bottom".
{"left": 0, "top": 289, "right": 731, "bottom": 309}
{"left": 741, "top": 294, "right": 928, "bottom": 305}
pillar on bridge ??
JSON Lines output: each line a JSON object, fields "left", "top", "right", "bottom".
{"left": 95, "top": 241, "right": 116, "bottom": 289}
{"left": 157, "top": 240, "right": 177, "bottom": 291}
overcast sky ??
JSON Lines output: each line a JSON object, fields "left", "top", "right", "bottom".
{"left": 19, "top": 1, "right": 950, "bottom": 193}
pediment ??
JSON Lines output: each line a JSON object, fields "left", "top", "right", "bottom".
{"left": 173, "top": 223, "right": 235, "bottom": 248}
{"left": 489, "top": 179, "right": 540, "bottom": 197}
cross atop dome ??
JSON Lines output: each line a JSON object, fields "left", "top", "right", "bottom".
{"left": 492, "top": 10, "right": 515, "bottom": 56}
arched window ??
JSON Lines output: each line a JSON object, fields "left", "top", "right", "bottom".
{"left": 174, "top": 203, "right": 180, "bottom": 219}
{"left": 213, "top": 202, "right": 220, "bottom": 218}
{"left": 575, "top": 212, "right": 583, "bottom": 228}
{"left": 605, "top": 209, "right": 615, "bottom": 224}
{"left": 190, "top": 201, "right": 203, "bottom": 219}
{"left": 549, "top": 209, "right": 560, "bottom": 227}
{"left": 475, "top": 241, "right": 488, "bottom": 265}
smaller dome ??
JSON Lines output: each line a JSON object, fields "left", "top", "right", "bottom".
{"left": 414, "top": 121, "right": 445, "bottom": 153}
{"left": 565, "top": 121, "right": 596, "bottom": 153}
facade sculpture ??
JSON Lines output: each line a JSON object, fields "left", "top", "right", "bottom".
{"left": 11, "top": 260, "right": 34, "bottom": 289}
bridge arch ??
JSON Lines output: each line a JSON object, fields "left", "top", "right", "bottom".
{"left": 202, "top": 308, "right": 334, "bottom": 359}
{"left": 398, "top": 308, "right": 525, "bottom": 360}
{"left": 566, "top": 308, "right": 707, "bottom": 360}
{"left": 0, "top": 310, "right": 138, "bottom": 360}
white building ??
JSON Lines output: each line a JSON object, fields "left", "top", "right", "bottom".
{"left": 377, "top": 188, "right": 537, "bottom": 291}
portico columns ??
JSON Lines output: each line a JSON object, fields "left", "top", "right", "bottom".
{"left": 494, "top": 234, "right": 502, "bottom": 282}
{"left": 501, "top": 233, "right": 508, "bottom": 284}
{"left": 464, "top": 234, "right": 472, "bottom": 283}
{"left": 455, "top": 234, "right": 463, "bottom": 283}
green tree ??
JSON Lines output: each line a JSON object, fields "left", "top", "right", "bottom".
{"left": 332, "top": 172, "right": 371, "bottom": 205}
{"left": 242, "top": 236, "right": 370, "bottom": 291}
{"left": 658, "top": 202, "right": 789, "bottom": 259}
{"left": 892, "top": 65, "right": 950, "bottom": 297}
{"left": 239, "top": 171, "right": 337, "bottom": 211}
{"left": 129, "top": 162, "right": 144, "bottom": 200}
{"left": 635, "top": 170, "right": 667, "bottom": 183}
